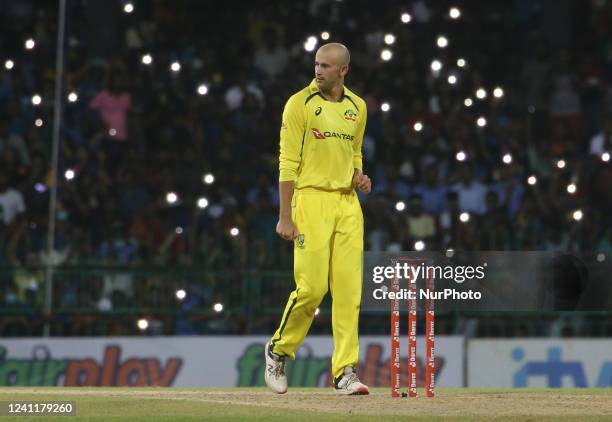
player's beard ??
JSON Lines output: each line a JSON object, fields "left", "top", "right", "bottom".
{"left": 318, "top": 77, "right": 338, "bottom": 96}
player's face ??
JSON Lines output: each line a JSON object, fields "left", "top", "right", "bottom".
{"left": 314, "top": 51, "right": 346, "bottom": 91}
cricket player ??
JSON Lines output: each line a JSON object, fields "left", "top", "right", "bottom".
{"left": 265, "top": 43, "right": 372, "bottom": 395}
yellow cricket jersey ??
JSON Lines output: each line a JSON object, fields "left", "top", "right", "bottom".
{"left": 279, "top": 79, "right": 367, "bottom": 191}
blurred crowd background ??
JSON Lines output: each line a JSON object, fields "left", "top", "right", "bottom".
{"left": 0, "top": 0, "right": 611, "bottom": 336}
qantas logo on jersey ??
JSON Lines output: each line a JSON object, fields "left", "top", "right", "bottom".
{"left": 311, "top": 128, "right": 326, "bottom": 139}
{"left": 310, "top": 128, "right": 354, "bottom": 141}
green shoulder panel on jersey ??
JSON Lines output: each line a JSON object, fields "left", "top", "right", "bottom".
{"left": 342, "top": 84, "right": 366, "bottom": 113}
{"left": 343, "top": 94, "right": 359, "bottom": 112}
{"left": 291, "top": 81, "right": 366, "bottom": 112}
{"left": 304, "top": 92, "right": 324, "bottom": 105}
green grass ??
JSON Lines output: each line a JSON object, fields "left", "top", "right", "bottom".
{"left": 0, "top": 388, "right": 610, "bottom": 421}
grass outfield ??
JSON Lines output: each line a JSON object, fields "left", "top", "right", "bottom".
{"left": 0, "top": 388, "right": 611, "bottom": 421}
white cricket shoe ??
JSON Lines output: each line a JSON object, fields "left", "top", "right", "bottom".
{"left": 264, "top": 343, "right": 287, "bottom": 394}
{"left": 333, "top": 366, "right": 370, "bottom": 395}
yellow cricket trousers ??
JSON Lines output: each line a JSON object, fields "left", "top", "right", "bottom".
{"left": 269, "top": 188, "right": 364, "bottom": 379}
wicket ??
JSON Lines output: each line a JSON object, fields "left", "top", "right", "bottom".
{"left": 390, "top": 260, "right": 435, "bottom": 398}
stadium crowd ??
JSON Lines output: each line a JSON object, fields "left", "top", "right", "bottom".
{"left": 0, "top": 0, "right": 611, "bottom": 334}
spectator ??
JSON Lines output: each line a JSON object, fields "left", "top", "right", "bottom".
{"left": 480, "top": 190, "right": 513, "bottom": 250}
{"left": 549, "top": 54, "right": 583, "bottom": 138}
{"left": 254, "top": 27, "right": 288, "bottom": 81}
{"left": 589, "top": 114, "right": 612, "bottom": 156}
{"left": 451, "top": 166, "right": 488, "bottom": 215}
{"left": 89, "top": 69, "right": 132, "bottom": 142}
{"left": 0, "top": 173, "right": 26, "bottom": 262}
{"left": 412, "top": 165, "right": 447, "bottom": 215}
{"left": 0, "top": 120, "right": 29, "bottom": 166}
{"left": 404, "top": 194, "right": 437, "bottom": 246}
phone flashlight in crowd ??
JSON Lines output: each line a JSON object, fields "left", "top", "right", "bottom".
{"left": 197, "top": 197, "right": 209, "bottom": 209}
{"left": 64, "top": 169, "right": 75, "bottom": 181}
{"left": 175, "top": 289, "right": 187, "bottom": 301}
{"left": 304, "top": 36, "right": 317, "bottom": 52}
{"left": 400, "top": 13, "right": 411, "bottom": 23}
{"left": 137, "top": 319, "right": 148, "bottom": 330}
{"left": 197, "top": 84, "right": 209, "bottom": 95}
{"left": 166, "top": 192, "right": 178, "bottom": 204}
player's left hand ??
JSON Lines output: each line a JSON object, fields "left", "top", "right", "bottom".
{"left": 353, "top": 171, "right": 372, "bottom": 194}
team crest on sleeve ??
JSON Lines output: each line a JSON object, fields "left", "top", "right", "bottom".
{"left": 344, "top": 109, "right": 357, "bottom": 121}
{"left": 297, "top": 234, "right": 305, "bottom": 248}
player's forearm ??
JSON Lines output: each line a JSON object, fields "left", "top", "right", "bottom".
{"left": 278, "top": 181, "right": 295, "bottom": 221}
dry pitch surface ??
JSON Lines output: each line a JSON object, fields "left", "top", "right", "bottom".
{"left": 0, "top": 388, "right": 611, "bottom": 421}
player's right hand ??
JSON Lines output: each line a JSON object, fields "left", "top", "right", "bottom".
{"left": 276, "top": 218, "right": 298, "bottom": 241}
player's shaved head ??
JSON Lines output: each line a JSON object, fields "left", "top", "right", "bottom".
{"left": 314, "top": 43, "right": 350, "bottom": 99}
{"left": 316, "top": 43, "right": 350, "bottom": 66}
